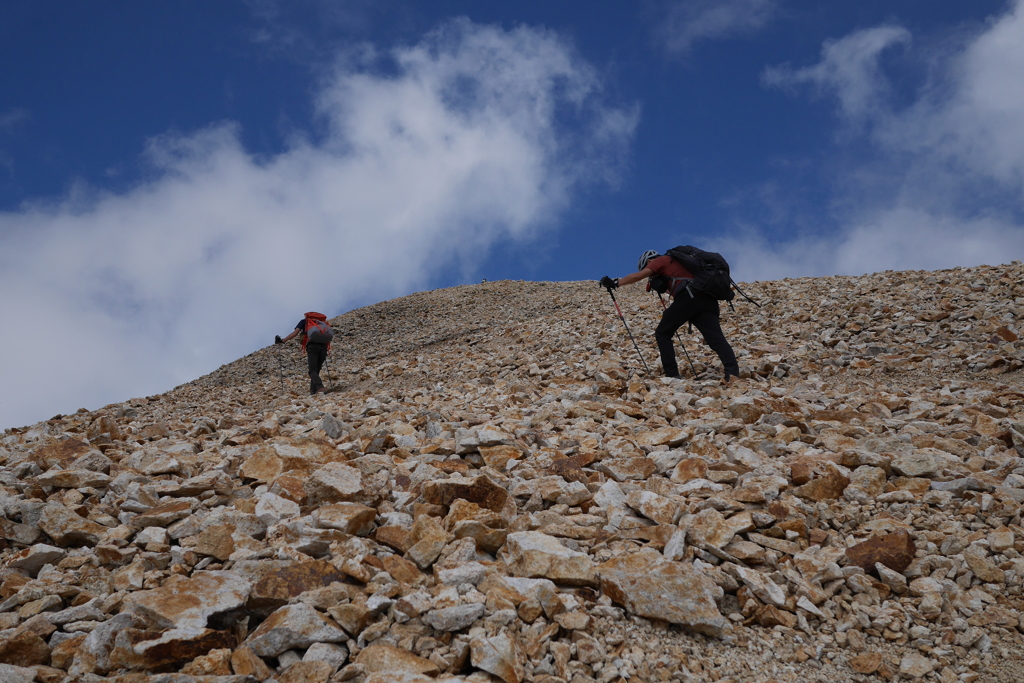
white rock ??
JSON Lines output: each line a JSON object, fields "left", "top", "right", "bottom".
{"left": 255, "top": 492, "right": 301, "bottom": 526}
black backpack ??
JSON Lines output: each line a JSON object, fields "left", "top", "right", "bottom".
{"left": 665, "top": 245, "right": 735, "bottom": 302}
{"left": 647, "top": 246, "right": 761, "bottom": 308}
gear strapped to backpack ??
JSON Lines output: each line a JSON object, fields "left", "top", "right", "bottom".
{"left": 301, "top": 312, "right": 334, "bottom": 352}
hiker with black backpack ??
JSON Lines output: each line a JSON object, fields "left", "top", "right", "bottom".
{"left": 275, "top": 312, "right": 334, "bottom": 395}
{"left": 601, "top": 247, "right": 741, "bottom": 382}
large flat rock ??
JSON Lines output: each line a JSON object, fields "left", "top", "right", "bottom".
{"left": 598, "top": 550, "right": 729, "bottom": 637}
{"left": 126, "top": 571, "right": 251, "bottom": 630}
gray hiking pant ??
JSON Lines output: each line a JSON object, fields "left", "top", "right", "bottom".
{"left": 306, "top": 342, "right": 328, "bottom": 394}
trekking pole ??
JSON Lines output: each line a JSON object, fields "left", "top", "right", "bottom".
{"left": 325, "top": 351, "right": 334, "bottom": 390}
{"left": 730, "top": 279, "right": 762, "bottom": 308}
{"left": 602, "top": 283, "right": 652, "bottom": 375}
{"left": 273, "top": 337, "right": 286, "bottom": 388}
{"left": 655, "top": 293, "right": 700, "bottom": 379}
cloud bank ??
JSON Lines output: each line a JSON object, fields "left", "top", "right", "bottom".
{"left": 0, "top": 19, "right": 636, "bottom": 429}
{"left": 727, "top": 1, "right": 1024, "bottom": 282}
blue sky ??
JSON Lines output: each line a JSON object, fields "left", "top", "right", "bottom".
{"left": 2, "top": 0, "right": 1023, "bottom": 428}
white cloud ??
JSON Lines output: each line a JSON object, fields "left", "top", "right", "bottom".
{"left": 0, "top": 19, "right": 636, "bottom": 429}
{"left": 718, "top": 208, "right": 1024, "bottom": 283}
{"left": 886, "top": 2, "right": 1024, "bottom": 192}
{"left": 659, "top": 0, "right": 777, "bottom": 54}
{"left": 762, "top": 26, "right": 911, "bottom": 127}
{"left": 745, "top": 1, "right": 1024, "bottom": 279}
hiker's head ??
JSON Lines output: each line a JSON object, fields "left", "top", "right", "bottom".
{"left": 638, "top": 250, "right": 659, "bottom": 271}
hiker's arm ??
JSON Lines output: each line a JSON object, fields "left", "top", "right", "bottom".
{"left": 617, "top": 268, "right": 653, "bottom": 287}
{"left": 281, "top": 329, "right": 300, "bottom": 343}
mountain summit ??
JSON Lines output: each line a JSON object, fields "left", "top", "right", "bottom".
{"left": 1, "top": 263, "right": 1023, "bottom": 682}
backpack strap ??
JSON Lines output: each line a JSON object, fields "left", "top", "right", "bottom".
{"left": 670, "top": 277, "right": 693, "bottom": 297}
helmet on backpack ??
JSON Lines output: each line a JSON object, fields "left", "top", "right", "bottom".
{"left": 638, "top": 250, "right": 660, "bottom": 271}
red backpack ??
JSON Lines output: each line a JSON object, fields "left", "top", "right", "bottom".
{"left": 302, "top": 312, "right": 334, "bottom": 351}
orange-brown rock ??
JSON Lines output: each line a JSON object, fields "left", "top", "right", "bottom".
{"left": 443, "top": 499, "right": 505, "bottom": 531}
{"left": 37, "top": 504, "right": 107, "bottom": 547}
{"left": 312, "top": 502, "right": 377, "bottom": 535}
{"left": 194, "top": 524, "right": 236, "bottom": 561}
{"left": 792, "top": 467, "right": 849, "bottom": 501}
{"left": 87, "top": 415, "right": 121, "bottom": 442}
{"left": 280, "top": 660, "right": 334, "bottom": 683}
{"left": 0, "top": 630, "right": 51, "bottom": 667}
{"left": 480, "top": 444, "right": 521, "bottom": 470}
{"left": 239, "top": 446, "right": 314, "bottom": 483}
{"left": 131, "top": 499, "right": 193, "bottom": 528}
{"left": 845, "top": 529, "right": 916, "bottom": 574}
{"left": 435, "top": 459, "right": 473, "bottom": 474}
{"left": 0, "top": 573, "right": 30, "bottom": 599}
{"left": 789, "top": 462, "right": 812, "bottom": 486}
{"left": 110, "top": 627, "right": 239, "bottom": 669}
{"left": 993, "top": 325, "right": 1018, "bottom": 342}
{"left": 247, "top": 560, "right": 346, "bottom": 615}
{"left": 422, "top": 475, "right": 509, "bottom": 512}
{"left": 726, "top": 398, "right": 765, "bottom": 424}
{"left": 327, "top": 602, "right": 371, "bottom": 637}
{"left": 231, "top": 645, "right": 275, "bottom": 680}
{"left": 31, "top": 438, "right": 98, "bottom": 470}
{"left": 381, "top": 554, "right": 425, "bottom": 585}
{"left": 375, "top": 525, "right": 415, "bottom": 553}
{"left": 470, "top": 631, "right": 525, "bottom": 683}
{"left": 452, "top": 520, "right": 508, "bottom": 555}
{"left": 848, "top": 652, "right": 883, "bottom": 674}
{"left": 269, "top": 474, "right": 308, "bottom": 504}
{"left": 670, "top": 457, "right": 709, "bottom": 483}
{"left": 49, "top": 633, "right": 86, "bottom": 670}
{"left": 139, "top": 423, "right": 170, "bottom": 441}
{"left": 754, "top": 604, "right": 797, "bottom": 629}
{"left": 180, "top": 647, "right": 233, "bottom": 675}
{"left": 547, "top": 457, "right": 588, "bottom": 483}
{"left": 406, "top": 514, "right": 452, "bottom": 569}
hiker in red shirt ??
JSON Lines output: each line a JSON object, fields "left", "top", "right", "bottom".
{"left": 601, "top": 250, "right": 740, "bottom": 382}
{"left": 275, "top": 313, "right": 334, "bottom": 394}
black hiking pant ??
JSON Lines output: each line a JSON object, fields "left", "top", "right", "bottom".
{"left": 306, "top": 342, "right": 328, "bottom": 394}
{"left": 655, "top": 292, "right": 739, "bottom": 379}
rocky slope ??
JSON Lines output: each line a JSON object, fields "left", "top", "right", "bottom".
{"left": 1, "top": 261, "right": 1023, "bottom": 683}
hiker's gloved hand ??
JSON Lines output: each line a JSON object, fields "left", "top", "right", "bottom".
{"left": 600, "top": 276, "right": 618, "bottom": 290}
{"left": 274, "top": 335, "right": 283, "bottom": 344}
